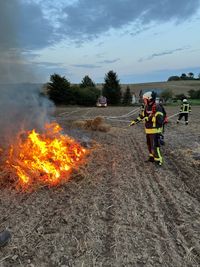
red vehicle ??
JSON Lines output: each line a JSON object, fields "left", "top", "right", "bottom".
{"left": 96, "top": 96, "right": 107, "bottom": 107}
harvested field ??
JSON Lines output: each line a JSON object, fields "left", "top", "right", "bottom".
{"left": 0, "top": 105, "right": 200, "bottom": 267}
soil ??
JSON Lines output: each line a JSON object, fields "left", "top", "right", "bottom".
{"left": 0, "top": 106, "right": 200, "bottom": 267}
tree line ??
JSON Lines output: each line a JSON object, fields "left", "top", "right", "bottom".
{"left": 168, "top": 72, "right": 200, "bottom": 81}
{"left": 159, "top": 88, "right": 200, "bottom": 102}
{"left": 44, "top": 70, "right": 200, "bottom": 106}
{"left": 44, "top": 71, "right": 132, "bottom": 106}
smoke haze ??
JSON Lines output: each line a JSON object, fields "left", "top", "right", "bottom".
{"left": 0, "top": 1, "right": 54, "bottom": 147}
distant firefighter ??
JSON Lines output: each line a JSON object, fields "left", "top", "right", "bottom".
{"left": 129, "top": 91, "right": 165, "bottom": 166}
{"left": 177, "top": 99, "right": 191, "bottom": 125}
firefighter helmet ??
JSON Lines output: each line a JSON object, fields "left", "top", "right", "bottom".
{"left": 143, "top": 91, "right": 157, "bottom": 101}
{"left": 183, "top": 99, "right": 187, "bottom": 103}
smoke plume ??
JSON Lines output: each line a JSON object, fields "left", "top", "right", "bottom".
{"left": 0, "top": 1, "right": 54, "bottom": 147}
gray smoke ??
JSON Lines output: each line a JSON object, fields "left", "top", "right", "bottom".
{"left": 0, "top": 1, "right": 54, "bottom": 148}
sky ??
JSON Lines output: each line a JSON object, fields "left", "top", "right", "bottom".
{"left": 0, "top": 0, "right": 200, "bottom": 84}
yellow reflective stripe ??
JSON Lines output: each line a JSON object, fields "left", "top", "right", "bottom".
{"left": 156, "top": 147, "right": 163, "bottom": 163}
{"left": 152, "top": 116, "right": 156, "bottom": 127}
{"left": 145, "top": 128, "right": 162, "bottom": 134}
{"left": 155, "top": 111, "right": 163, "bottom": 117}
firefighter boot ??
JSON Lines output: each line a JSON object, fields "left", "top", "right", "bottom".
{"left": 0, "top": 230, "right": 11, "bottom": 247}
{"left": 145, "top": 156, "right": 154, "bottom": 163}
{"left": 155, "top": 161, "right": 162, "bottom": 167}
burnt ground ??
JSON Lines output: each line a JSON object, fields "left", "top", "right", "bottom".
{"left": 0, "top": 106, "right": 200, "bottom": 267}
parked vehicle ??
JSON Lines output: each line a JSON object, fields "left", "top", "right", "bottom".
{"left": 96, "top": 96, "right": 107, "bottom": 107}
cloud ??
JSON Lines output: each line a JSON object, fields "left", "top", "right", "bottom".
{"left": 71, "top": 64, "right": 101, "bottom": 69}
{"left": 33, "top": 61, "right": 64, "bottom": 68}
{"left": 0, "top": 1, "right": 56, "bottom": 51}
{"left": 58, "top": 0, "right": 200, "bottom": 42}
{"left": 0, "top": 0, "right": 60, "bottom": 83}
{"left": 1, "top": 0, "right": 200, "bottom": 51}
{"left": 97, "top": 58, "right": 120, "bottom": 64}
{"left": 138, "top": 47, "right": 189, "bottom": 62}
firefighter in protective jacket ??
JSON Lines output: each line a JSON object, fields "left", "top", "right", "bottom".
{"left": 177, "top": 99, "right": 191, "bottom": 125}
{"left": 129, "top": 91, "right": 164, "bottom": 166}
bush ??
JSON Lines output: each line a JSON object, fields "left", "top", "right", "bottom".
{"left": 72, "top": 86, "right": 101, "bottom": 106}
{"left": 188, "top": 89, "right": 200, "bottom": 99}
{"left": 168, "top": 76, "right": 180, "bottom": 81}
{"left": 174, "top": 93, "right": 187, "bottom": 100}
{"left": 160, "top": 89, "right": 173, "bottom": 102}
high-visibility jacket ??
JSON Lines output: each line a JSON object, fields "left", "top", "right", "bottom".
{"left": 180, "top": 103, "right": 191, "bottom": 113}
{"left": 133, "top": 103, "right": 164, "bottom": 134}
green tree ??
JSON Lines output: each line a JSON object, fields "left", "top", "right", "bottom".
{"left": 46, "top": 73, "right": 72, "bottom": 104}
{"left": 80, "top": 75, "right": 95, "bottom": 88}
{"left": 102, "top": 70, "right": 122, "bottom": 105}
{"left": 180, "top": 73, "right": 187, "bottom": 80}
{"left": 160, "top": 89, "right": 173, "bottom": 102}
{"left": 188, "top": 72, "right": 194, "bottom": 79}
{"left": 122, "top": 86, "right": 132, "bottom": 105}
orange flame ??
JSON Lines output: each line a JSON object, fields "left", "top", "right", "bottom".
{"left": 6, "top": 122, "right": 87, "bottom": 187}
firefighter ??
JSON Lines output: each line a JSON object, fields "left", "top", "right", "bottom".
{"left": 0, "top": 229, "right": 11, "bottom": 247}
{"left": 177, "top": 99, "right": 191, "bottom": 125}
{"left": 129, "top": 91, "right": 164, "bottom": 166}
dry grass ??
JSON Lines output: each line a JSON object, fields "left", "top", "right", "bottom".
{"left": 110, "top": 80, "right": 200, "bottom": 96}
{"left": 72, "top": 116, "right": 111, "bottom": 132}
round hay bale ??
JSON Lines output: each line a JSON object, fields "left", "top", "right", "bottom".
{"left": 91, "top": 116, "right": 104, "bottom": 131}
{"left": 84, "top": 120, "right": 93, "bottom": 129}
{"left": 72, "top": 120, "right": 86, "bottom": 128}
{"left": 92, "top": 116, "right": 104, "bottom": 125}
{"left": 97, "top": 123, "right": 111, "bottom": 132}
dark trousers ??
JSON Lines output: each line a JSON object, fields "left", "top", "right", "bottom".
{"left": 178, "top": 113, "right": 188, "bottom": 122}
{"left": 146, "top": 133, "right": 163, "bottom": 163}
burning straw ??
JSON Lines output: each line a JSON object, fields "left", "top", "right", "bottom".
{"left": 0, "top": 122, "right": 88, "bottom": 190}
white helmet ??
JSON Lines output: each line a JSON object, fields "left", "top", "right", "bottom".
{"left": 183, "top": 99, "right": 187, "bottom": 103}
{"left": 143, "top": 91, "right": 156, "bottom": 101}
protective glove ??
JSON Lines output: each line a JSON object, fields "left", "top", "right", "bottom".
{"left": 164, "top": 116, "right": 168, "bottom": 123}
{"left": 129, "top": 120, "right": 136, "bottom": 126}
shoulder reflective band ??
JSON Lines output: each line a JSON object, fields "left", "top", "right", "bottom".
{"left": 155, "top": 111, "right": 163, "bottom": 117}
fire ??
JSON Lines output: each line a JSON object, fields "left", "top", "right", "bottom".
{"left": 6, "top": 122, "right": 87, "bottom": 187}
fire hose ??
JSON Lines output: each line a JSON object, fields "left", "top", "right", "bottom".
{"left": 167, "top": 112, "right": 179, "bottom": 119}
{"left": 106, "top": 107, "right": 140, "bottom": 120}
{"left": 127, "top": 112, "right": 181, "bottom": 127}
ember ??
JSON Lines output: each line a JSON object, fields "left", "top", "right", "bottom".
{"left": 6, "top": 122, "right": 87, "bottom": 187}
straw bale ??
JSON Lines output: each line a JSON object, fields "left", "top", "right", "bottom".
{"left": 97, "top": 123, "right": 111, "bottom": 132}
